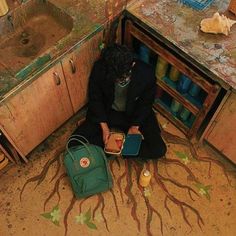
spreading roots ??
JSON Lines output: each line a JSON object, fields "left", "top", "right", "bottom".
{"left": 20, "top": 147, "right": 64, "bottom": 201}
{"left": 161, "top": 129, "right": 233, "bottom": 185}
{"left": 19, "top": 130, "right": 234, "bottom": 235}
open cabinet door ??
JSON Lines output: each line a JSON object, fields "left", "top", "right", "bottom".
{"left": 0, "top": 63, "right": 73, "bottom": 158}
{"left": 205, "top": 92, "right": 236, "bottom": 163}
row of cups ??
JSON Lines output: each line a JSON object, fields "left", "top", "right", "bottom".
{"left": 156, "top": 56, "right": 201, "bottom": 97}
{"left": 138, "top": 45, "right": 201, "bottom": 98}
{"left": 170, "top": 99, "right": 193, "bottom": 122}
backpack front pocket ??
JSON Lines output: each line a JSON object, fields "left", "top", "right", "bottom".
{"left": 73, "top": 166, "right": 108, "bottom": 195}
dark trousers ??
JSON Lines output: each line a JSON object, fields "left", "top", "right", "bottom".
{"left": 70, "top": 110, "right": 167, "bottom": 160}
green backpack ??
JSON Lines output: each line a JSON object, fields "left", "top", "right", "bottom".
{"left": 64, "top": 135, "right": 113, "bottom": 198}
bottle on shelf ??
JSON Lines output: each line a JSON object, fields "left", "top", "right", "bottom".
{"left": 155, "top": 56, "right": 169, "bottom": 79}
{"left": 169, "top": 66, "right": 180, "bottom": 82}
{"left": 179, "top": 107, "right": 191, "bottom": 121}
{"left": 138, "top": 44, "right": 150, "bottom": 64}
{"left": 188, "top": 83, "right": 201, "bottom": 97}
{"left": 177, "top": 74, "right": 192, "bottom": 94}
{"left": 170, "top": 99, "right": 182, "bottom": 114}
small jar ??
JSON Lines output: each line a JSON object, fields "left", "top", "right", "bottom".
{"left": 155, "top": 56, "right": 169, "bottom": 79}
{"left": 139, "top": 45, "right": 150, "bottom": 64}
{"left": 169, "top": 66, "right": 180, "bottom": 82}
{"left": 188, "top": 83, "right": 201, "bottom": 97}
{"left": 177, "top": 74, "right": 192, "bottom": 94}
{"left": 170, "top": 99, "right": 182, "bottom": 114}
{"left": 180, "top": 107, "right": 191, "bottom": 121}
{"left": 139, "top": 169, "right": 151, "bottom": 187}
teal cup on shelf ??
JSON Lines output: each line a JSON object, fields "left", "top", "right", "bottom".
{"left": 180, "top": 107, "right": 191, "bottom": 121}
{"left": 177, "top": 74, "right": 192, "bottom": 94}
{"left": 138, "top": 44, "right": 150, "bottom": 64}
{"left": 188, "top": 83, "right": 201, "bottom": 97}
{"left": 170, "top": 99, "right": 182, "bottom": 114}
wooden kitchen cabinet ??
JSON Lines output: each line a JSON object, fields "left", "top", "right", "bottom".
{"left": 61, "top": 31, "right": 103, "bottom": 113}
{"left": 0, "top": 30, "right": 103, "bottom": 161}
{"left": 204, "top": 92, "right": 236, "bottom": 164}
{"left": 0, "top": 62, "right": 73, "bottom": 157}
{"left": 124, "top": 20, "right": 220, "bottom": 138}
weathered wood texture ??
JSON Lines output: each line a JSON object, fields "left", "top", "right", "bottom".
{"left": 61, "top": 31, "right": 103, "bottom": 113}
{"left": 205, "top": 92, "right": 236, "bottom": 163}
{"left": 126, "top": 0, "right": 236, "bottom": 90}
{"left": 0, "top": 63, "right": 73, "bottom": 157}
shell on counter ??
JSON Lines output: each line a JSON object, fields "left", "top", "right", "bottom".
{"left": 200, "top": 12, "right": 236, "bottom": 36}
{"left": 0, "top": 0, "right": 9, "bottom": 16}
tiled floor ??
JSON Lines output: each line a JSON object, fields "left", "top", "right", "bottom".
{"left": 1, "top": 112, "right": 236, "bottom": 236}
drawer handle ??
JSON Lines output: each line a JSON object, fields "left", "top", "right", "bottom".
{"left": 69, "top": 59, "right": 76, "bottom": 74}
{"left": 53, "top": 72, "right": 61, "bottom": 85}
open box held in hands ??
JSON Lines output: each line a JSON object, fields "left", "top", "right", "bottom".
{"left": 104, "top": 132, "right": 142, "bottom": 156}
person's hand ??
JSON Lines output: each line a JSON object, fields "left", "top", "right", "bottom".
{"left": 128, "top": 126, "right": 143, "bottom": 139}
{"left": 100, "top": 122, "right": 110, "bottom": 145}
{"left": 102, "top": 128, "right": 110, "bottom": 145}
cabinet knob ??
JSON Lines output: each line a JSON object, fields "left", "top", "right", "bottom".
{"left": 69, "top": 59, "right": 76, "bottom": 74}
{"left": 53, "top": 72, "right": 61, "bottom": 86}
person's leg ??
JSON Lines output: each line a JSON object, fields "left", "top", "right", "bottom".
{"left": 139, "top": 112, "right": 167, "bottom": 160}
{"left": 68, "top": 120, "right": 103, "bottom": 148}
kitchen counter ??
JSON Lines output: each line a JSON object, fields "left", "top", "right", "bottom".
{"left": 0, "top": 0, "right": 131, "bottom": 102}
{"left": 126, "top": 0, "right": 236, "bottom": 91}
{"left": 1, "top": 0, "right": 235, "bottom": 103}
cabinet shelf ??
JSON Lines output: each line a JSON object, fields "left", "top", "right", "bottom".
{"left": 124, "top": 19, "right": 221, "bottom": 138}
{"left": 157, "top": 77, "right": 200, "bottom": 116}
{"left": 153, "top": 98, "right": 195, "bottom": 130}
{"left": 161, "top": 76, "right": 205, "bottom": 108}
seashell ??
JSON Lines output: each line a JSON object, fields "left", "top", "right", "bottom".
{"left": 0, "top": 0, "right": 9, "bottom": 16}
{"left": 200, "top": 12, "right": 236, "bottom": 36}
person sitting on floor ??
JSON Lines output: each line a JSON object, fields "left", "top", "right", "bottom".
{"left": 70, "top": 43, "right": 167, "bottom": 160}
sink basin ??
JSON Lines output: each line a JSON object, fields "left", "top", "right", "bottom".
{"left": 0, "top": 0, "right": 73, "bottom": 73}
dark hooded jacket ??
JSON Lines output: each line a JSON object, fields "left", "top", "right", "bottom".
{"left": 86, "top": 59, "right": 156, "bottom": 127}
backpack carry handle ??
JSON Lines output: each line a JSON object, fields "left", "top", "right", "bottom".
{"left": 68, "top": 135, "right": 89, "bottom": 144}
{"left": 66, "top": 138, "right": 92, "bottom": 161}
